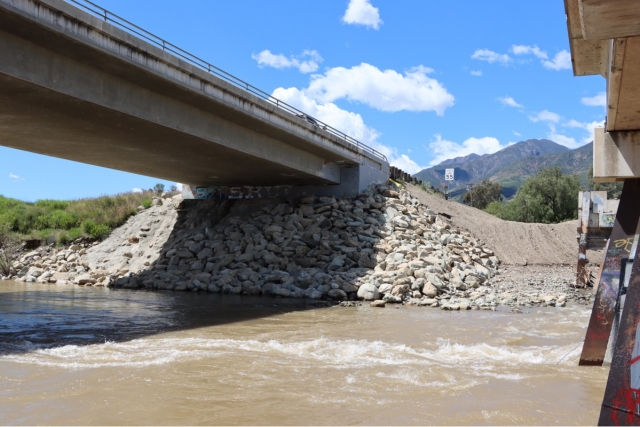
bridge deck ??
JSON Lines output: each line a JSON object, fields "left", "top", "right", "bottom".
{"left": 0, "top": 0, "right": 388, "bottom": 188}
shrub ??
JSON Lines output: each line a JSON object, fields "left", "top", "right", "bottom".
{"left": 0, "top": 191, "right": 149, "bottom": 245}
{"left": 57, "top": 228, "right": 84, "bottom": 245}
{"left": 82, "top": 219, "right": 111, "bottom": 240}
{"left": 484, "top": 167, "right": 580, "bottom": 224}
{"left": 485, "top": 201, "right": 509, "bottom": 219}
{"left": 141, "top": 198, "right": 153, "bottom": 209}
{"left": 463, "top": 179, "right": 503, "bottom": 209}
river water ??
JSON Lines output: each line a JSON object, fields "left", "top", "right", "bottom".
{"left": 0, "top": 280, "right": 607, "bottom": 425}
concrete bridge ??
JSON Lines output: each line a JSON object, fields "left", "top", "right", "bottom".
{"left": 0, "top": 0, "right": 389, "bottom": 196}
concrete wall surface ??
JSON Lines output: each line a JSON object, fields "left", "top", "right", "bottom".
{"left": 593, "top": 127, "right": 640, "bottom": 181}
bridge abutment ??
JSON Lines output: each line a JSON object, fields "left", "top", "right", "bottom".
{"left": 184, "top": 159, "right": 390, "bottom": 200}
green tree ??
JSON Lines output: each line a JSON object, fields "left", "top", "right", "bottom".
{"left": 463, "top": 179, "right": 502, "bottom": 209}
{"left": 484, "top": 167, "right": 580, "bottom": 224}
{"left": 153, "top": 183, "right": 165, "bottom": 195}
{"left": 587, "top": 164, "right": 623, "bottom": 199}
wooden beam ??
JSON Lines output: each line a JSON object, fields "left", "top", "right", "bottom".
{"left": 565, "top": 0, "right": 610, "bottom": 76}
{"left": 579, "top": 0, "right": 640, "bottom": 40}
{"left": 607, "top": 38, "right": 626, "bottom": 131}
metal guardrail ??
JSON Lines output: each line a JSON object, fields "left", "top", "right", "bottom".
{"left": 62, "top": 0, "right": 388, "bottom": 163}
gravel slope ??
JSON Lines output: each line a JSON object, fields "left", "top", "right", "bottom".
{"left": 406, "top": 184, "right": 602, "bottom": 266}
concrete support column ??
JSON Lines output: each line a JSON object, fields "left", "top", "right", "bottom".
{"left": 593, "top": 127, "right": 640, "bottom": 182}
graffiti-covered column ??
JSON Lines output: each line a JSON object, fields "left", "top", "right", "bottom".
{"left": 581, "top": 179, "right": 640, "bottom": 366}
{"left": 598, "top": 219, "right": 640, "bottom": 425}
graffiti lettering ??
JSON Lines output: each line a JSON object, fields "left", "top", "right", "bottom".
{"left": 614, "top": 238, "right": 634, "bottom": 253}
{"left": 601, "top": 213, "right": 616, "bottom": 228}
{"left": 612, "top": 388, "right": 640, "bottom": 425}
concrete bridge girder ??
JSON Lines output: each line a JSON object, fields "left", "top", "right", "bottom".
{"left": 0, "top": 0, "right": 389, "bottom": 190}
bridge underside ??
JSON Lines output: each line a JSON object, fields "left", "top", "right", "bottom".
{"left": 0, "top": 0, "right": 389, "bottom": 189}
{"left": 0, "top": 72, "right": 335, "bottom": 188}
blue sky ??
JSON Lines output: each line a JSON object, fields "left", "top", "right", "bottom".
{"left": 1, "top": 0, "right": 605, "bottom": 201}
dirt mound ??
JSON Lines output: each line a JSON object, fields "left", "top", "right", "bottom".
{"left": 406, "top": 184, "right": 601, "bottom": 266}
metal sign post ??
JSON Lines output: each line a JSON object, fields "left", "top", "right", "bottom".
{"left": 443, "top": 169, "right": 454, "bottom": 201}
{"left": 445, "top": 168, "right": 454, "bottom": 181}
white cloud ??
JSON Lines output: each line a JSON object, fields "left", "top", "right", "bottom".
{"left": 546, "top": 117, "right": 604, "bottom": 148}
{"left": 252, "top": 49, "right": 323, "bottom": 73}
{"left": 584, "top": 119, "right": 605, "bottom": 133}
{"left": 273, "top": 87, "right": 382, "bottom": 144}
{"left": 428, "top": 135, "right": 507, "bottom": 166}
{"left": 269, "top": 61, "right": 451, "bottom": 174}
{"left": 564, "top": 119, "right": 584, "bottom": 129}
{"left": 304, "top": 63, "right": 454, "bottom": 115}
{"left": 513, "top": 131, "right": 522, "bottom": 137}
{"left": 392, "top": 154, "right": 426, "bottom": 174}
{"left": 497, "top": 96, "right": 524, "bottom": 109}
{"left": 581, "top": 91, "right": 606, "bottom": 107}
{"left": 529, "top": 109, "right": 561, "bottom": 123}
{"left": 272, "top": 87, "right": 426, "bottom": 173}
{"left": 470, "top": 70, "right": 483, "bottom": 76}
{"left": 471, "top": 49, "right": 511, "bottom": 65}
{"left": 511, "top": 44, "right": 548, "bottom": 59}
{"left": 132, "top": 188, "right": 143, "bottom": 193}
{"left": 342, "top": 0, "right": 382, "bottom": 29}
{"left": 8, "top": 173, "right": 23, "bottom": 182}
{"left": 542, "top": 50, "right": 571, "bottom": 70}
{"left": 562, "top": 118, "right": 605, "bottom": 144}
{"left": 547, "top": 124, "right": 579, "bottom": 148}
{"left": 475, "top": 45, "right": 571, "bottom": 71}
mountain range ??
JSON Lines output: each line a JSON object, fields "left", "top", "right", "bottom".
{"left": 413, "top": 139, "right": 593, "bottom": 199}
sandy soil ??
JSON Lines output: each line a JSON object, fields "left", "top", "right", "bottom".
{"left": 406, "top": 184, "right": 603, "bottom": 266}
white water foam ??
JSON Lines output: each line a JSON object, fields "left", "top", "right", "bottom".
{"left": 0, "top": 335, "right": 583, "bottom": 370}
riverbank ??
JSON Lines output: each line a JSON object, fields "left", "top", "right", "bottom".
{"left": 1, "top": 183, "right": 593, "bottom": 310}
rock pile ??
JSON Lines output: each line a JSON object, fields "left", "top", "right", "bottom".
{"left": 2, "top": 184, "right": 589, "bottom": 310}
{"left": 3, "top": 195, "right": 178, "bottom": 287}
{"left": 103, "top": 184, "right": 504, "bottom": 310}
{"left": 5, "top": 242, "right": 96, "bottom": 285}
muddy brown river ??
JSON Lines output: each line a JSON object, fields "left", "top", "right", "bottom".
{"left": 0, "top": 280, "right": 607, "bottom": 425}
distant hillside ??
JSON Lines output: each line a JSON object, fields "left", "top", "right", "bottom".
{"left": 492, "top": 142, "right": 592, "bottom": 197}
{"left": 414, "top": 139, "right": 591, "bottom": 198}
{"left": 438, "top": 153, "right": 482, "bottom": 166}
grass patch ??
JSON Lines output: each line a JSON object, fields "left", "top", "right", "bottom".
{"left": 0, "top": 190, "right": 162, "bottom": 246}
